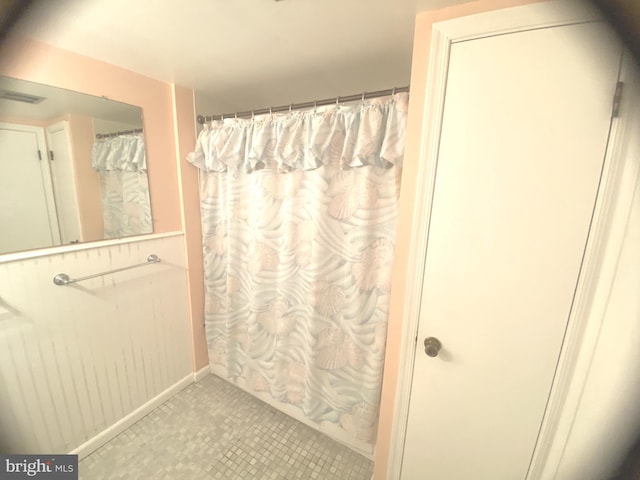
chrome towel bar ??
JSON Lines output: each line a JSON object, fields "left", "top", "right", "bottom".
{"left": 53, "top": 254, "right": 160, "bottom": 286}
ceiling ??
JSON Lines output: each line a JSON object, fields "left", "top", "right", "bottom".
{"left": 13, "top": 0, "right": 470, "bottom": 115}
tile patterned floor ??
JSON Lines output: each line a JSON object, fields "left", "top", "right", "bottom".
{"left": 79, "top": 374, "right": 374, "bottom": 479}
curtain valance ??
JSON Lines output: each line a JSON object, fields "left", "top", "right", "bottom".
{"left": 187, "top": 92, "right": 408, "bottom": 173}
{"left": 92, "top": 133, "right": 147, "bottom": 172}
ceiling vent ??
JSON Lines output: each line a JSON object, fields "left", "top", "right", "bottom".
{"left": 0, "top": 90, "right": 46, "bottom": 104}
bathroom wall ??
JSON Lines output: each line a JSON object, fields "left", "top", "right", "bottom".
{"left": 172, "top": 85, "right": 208, "bottom": 371}
{"left": 0, "top": 37, "right": 182, "bottom": 235}
{"left": 66, "top": 113, "right": 104, "bottom": 242}
{"left": 0, "top": 39, "right": 203, "bottom": 456}
{"left": 0, "top": 37, "right": 205, "bottom": 353}
{"left": 0, "top": 234, "right": 192, "bottom": 454}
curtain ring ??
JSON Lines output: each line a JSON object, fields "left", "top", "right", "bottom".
{"left": 336, "top": 96, "right": 340, "bottom": 107}
{"left": 235, "top": 112, "right": 238, "bottom": 119}
{"left": 289, "top": 103, "right": 292, "bottom": 113}
{"left": 392, "top": 87, "right": 397, "bottom": 95}
{"left": 251, "top": 110, "right": 255, "bottom": 119}
{"left": 269, "top": 107, "right": 273, "bottom": 115}
{"left": 362, "top": 91, "right": 366, "bottom": 102}
{"left": 220, "top": 113, "right": 224, "bottom": 121}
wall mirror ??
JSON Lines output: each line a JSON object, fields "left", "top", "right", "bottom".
{"left": 0, "top": 75, "right": 152, "bottom": 256}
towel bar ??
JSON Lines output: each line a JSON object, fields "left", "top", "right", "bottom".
{"left": 53, "top": 254, "right": 160, "bottom": 286}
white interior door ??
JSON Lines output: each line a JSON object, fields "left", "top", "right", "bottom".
{"left": 46, "top": 121, "right": 82, "bottom": 244}
{"left": 400, "top": 21, "right": 621, "bottom": 479}
{"left": 0, "top": 124, "right": 60, "bottom": 252}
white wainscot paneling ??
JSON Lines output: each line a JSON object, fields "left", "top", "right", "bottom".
{"left": 0, "top": 234, "right": 192, "bottom": 455}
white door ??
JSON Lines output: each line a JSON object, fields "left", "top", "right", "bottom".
{"left": 0, "top": 124, "right": 60, "bottom": 252}
{"left": 400, "top": 21, "right": 621, "bottom": 479}
{"left": 46, "top": 121, "right": 82, "bottom": 244}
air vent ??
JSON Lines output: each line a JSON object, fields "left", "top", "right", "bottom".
{"left": 0, "top": 90, "right": 46, "bottom": 104}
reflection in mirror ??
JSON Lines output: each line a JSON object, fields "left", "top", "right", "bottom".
{"left": 0, "top": 76, "right": 152, "bottom": 256}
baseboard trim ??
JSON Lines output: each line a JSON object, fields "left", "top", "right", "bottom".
{"left": 69, "top": 374, "right": 194, "bottom": 459}
{"left": 194, "top": 365, "right": 211, "bottom": 382}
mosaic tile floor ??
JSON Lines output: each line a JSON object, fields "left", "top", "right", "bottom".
{"left": 79, "top": 373, "right": 374, "bottom": 479}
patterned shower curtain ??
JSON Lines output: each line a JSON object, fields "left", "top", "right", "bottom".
{"left": 188, "top": 93, "right": 407, "bottom": 448}
{"left": 92, "top": 133, "right": 152, "bottom": 238}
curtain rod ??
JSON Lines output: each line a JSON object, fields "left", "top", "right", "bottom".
{"left": 95, "top": 128, "right": 143, "bottom": 139}
{"left": 196, "top": 85, "right": 410, "bottom": 124}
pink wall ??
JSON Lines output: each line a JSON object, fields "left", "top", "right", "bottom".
{"left": 0, "top": 38, "right": 204, "bottom": 371}
{"left": 172, "top": 85, "right": 208, "bottom": 371}
{"left": 373, "top": 1, "right": 542, "bottom": 478}
{"left": 65, "top": 113, "right": 104, "bottom": 241}
{"left": 0, "top": 37, "right": 182, "bottom": 234}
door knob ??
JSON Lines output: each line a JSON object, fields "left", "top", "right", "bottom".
{"left": 424, "top": 337, "right": 442, "bottom": 357}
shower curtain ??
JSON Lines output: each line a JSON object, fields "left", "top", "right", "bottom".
{"left": 92, "top": 133, "right": 152, "bottom": 238}
{"left": 188, "top": 93, "right": 408, "bottom": 448}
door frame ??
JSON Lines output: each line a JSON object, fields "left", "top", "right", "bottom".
{"left": 46, "top": 120, "right": 83, "bottom": 243}
{"left": 387, "top": 1, "right": 638, "bottom": 479}
{"left": 527, "top": 49, "right": 640, "bottom": 480}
